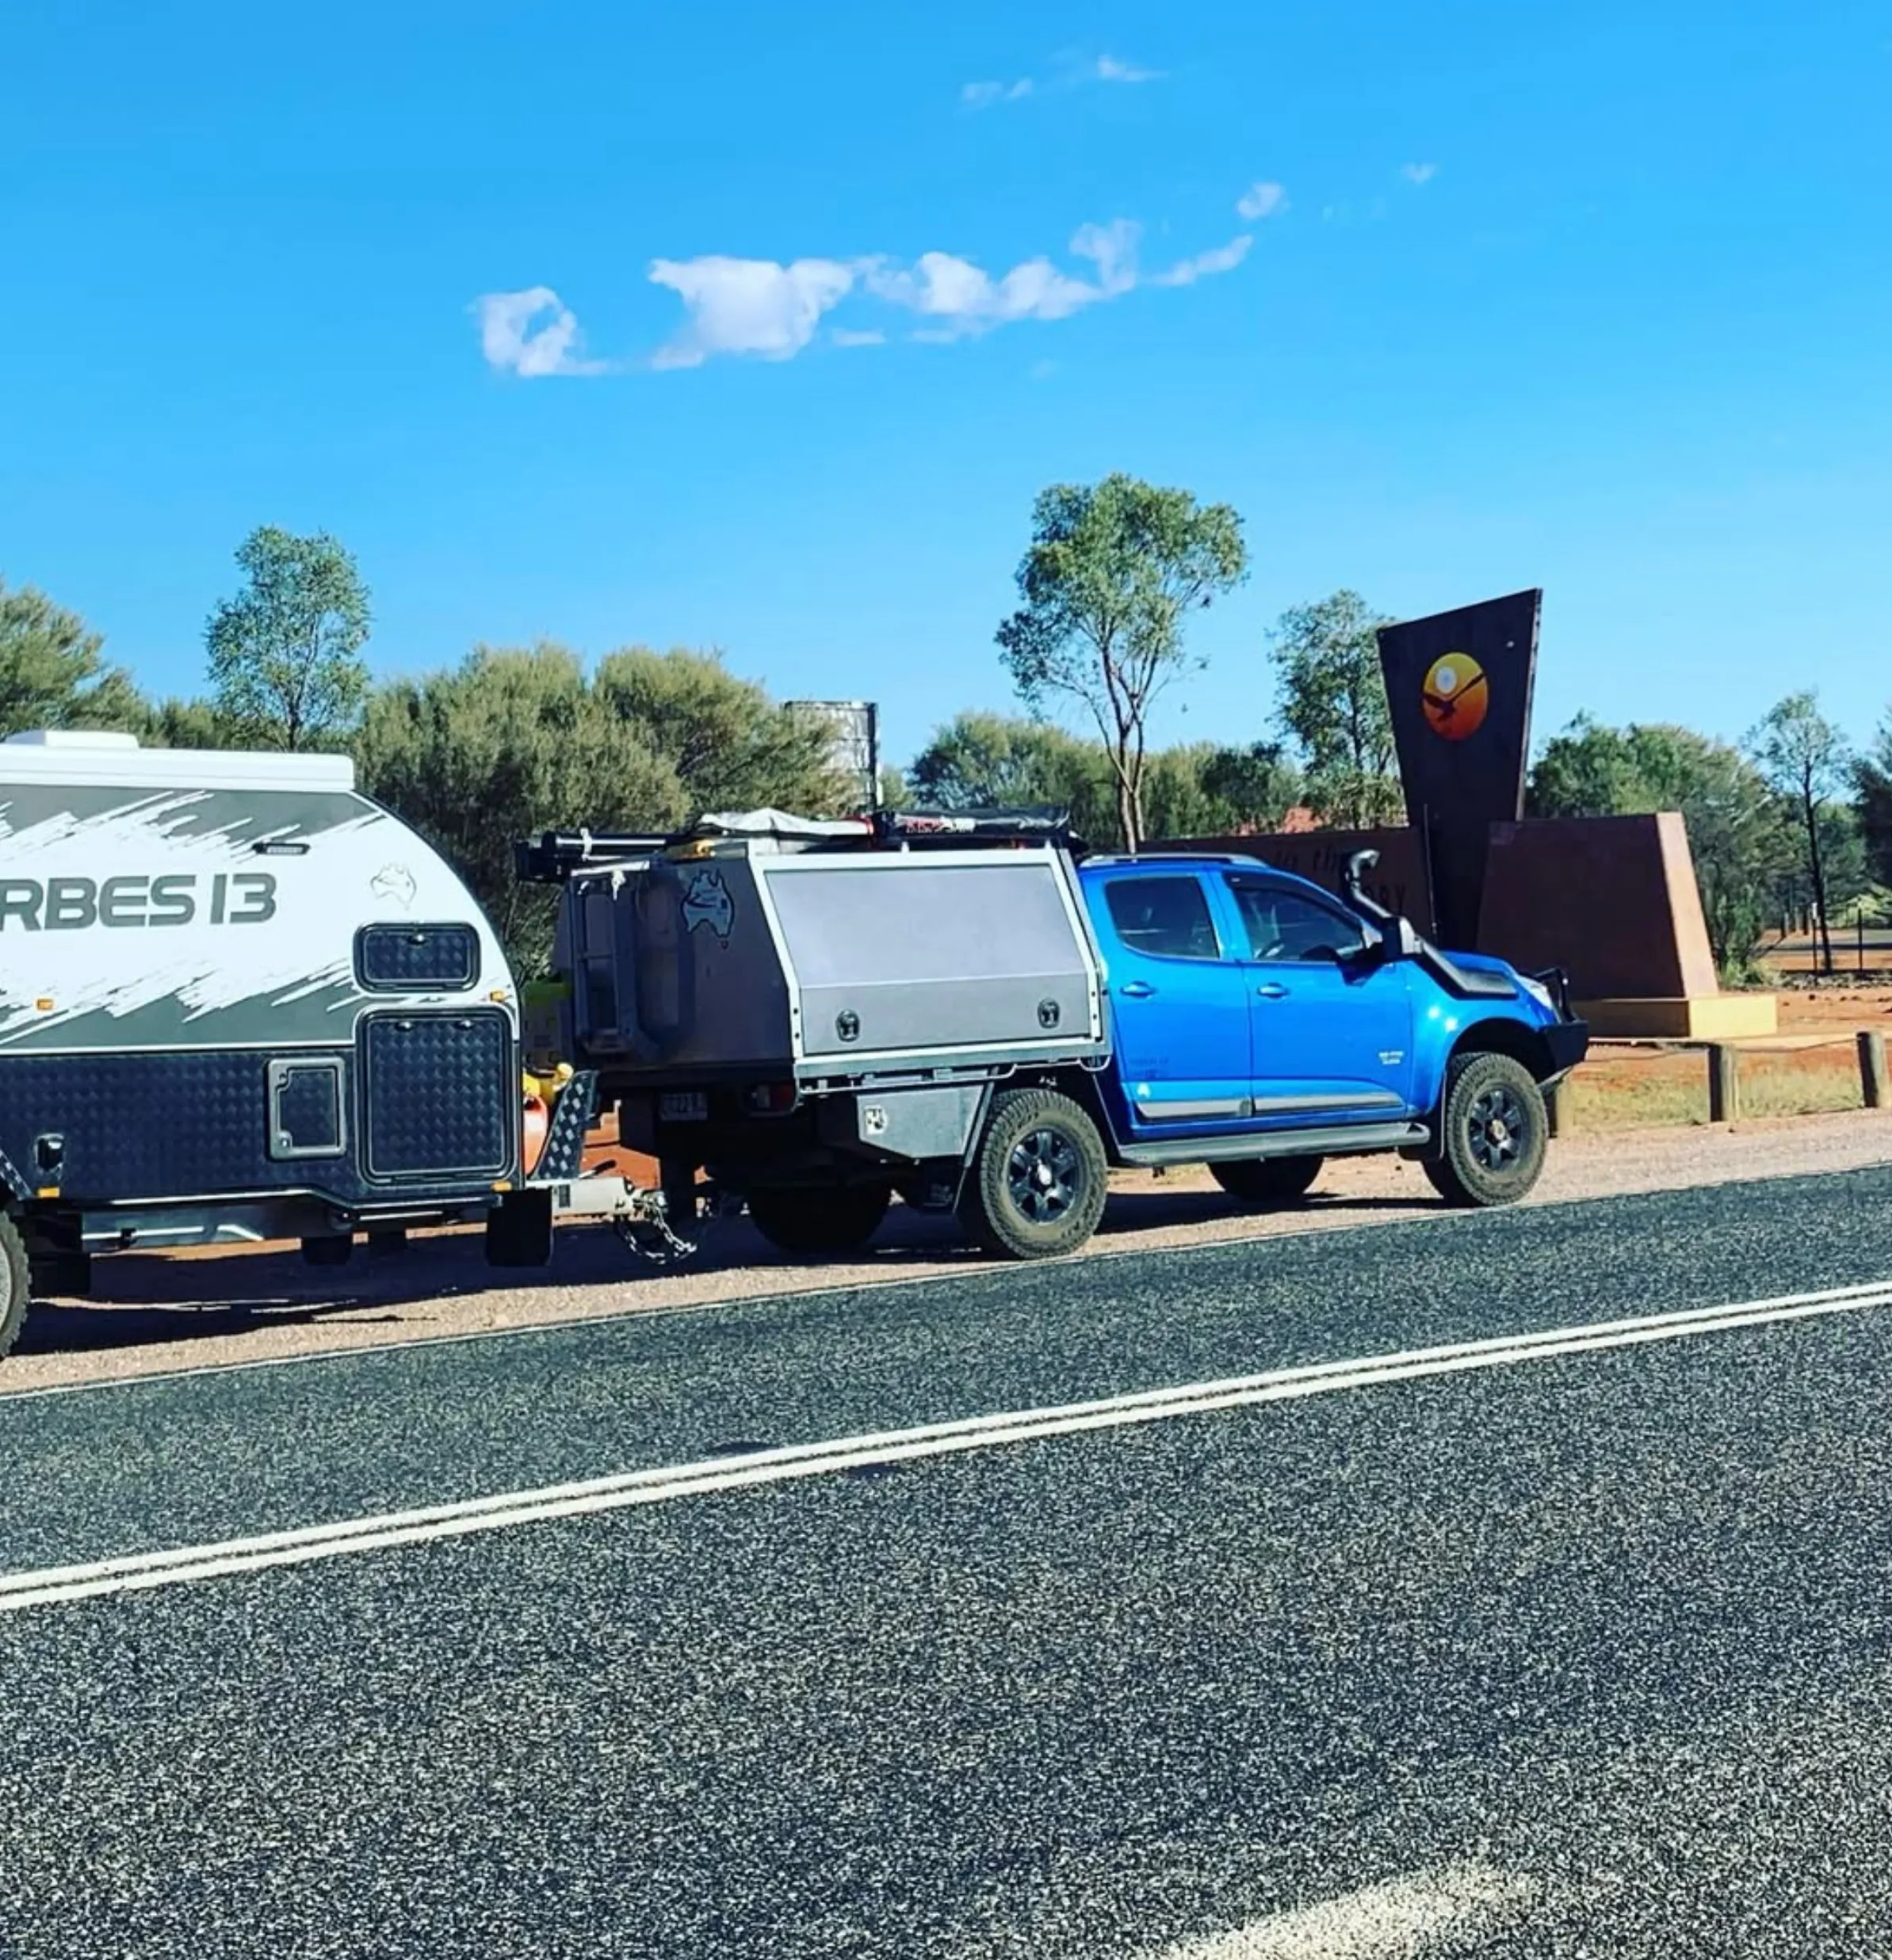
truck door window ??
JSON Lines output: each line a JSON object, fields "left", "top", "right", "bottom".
{"left": 1103, "top": 876, "right": 1221, "bottom": 960}
{"left": 1233, "top": 884, "right": 1364, "bottom": 964}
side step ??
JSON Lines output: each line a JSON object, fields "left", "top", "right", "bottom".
{"left": 1118, "top": 1121, "right": 1431, "bottom": 1169}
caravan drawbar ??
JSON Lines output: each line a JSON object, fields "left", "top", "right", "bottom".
{"left": 0, "top": 732, "right": 648, "bottom": 1360}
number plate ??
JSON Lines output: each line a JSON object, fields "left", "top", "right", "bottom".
{"left": 659, "top": 1091, "right": 709, "bottom": 1122}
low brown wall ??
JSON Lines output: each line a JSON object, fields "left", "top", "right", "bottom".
{"left": 1477, "top": 813, "right": 1718, "bottom": 999}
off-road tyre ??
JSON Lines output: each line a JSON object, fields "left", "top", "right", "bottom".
{"left": 957, "top": 1087, "right": 1110, "bottom": 1261}
{"left": 1424, "top": 1051, "right": 1548, "bottom": 1208}
{"left": 1210, "top": 1155, "right": 1324, "bottom": 1207}
{"left": 0, "top": 1212, "right": 27, "bottom": 1360}
{"left": 746, "top": 1181, "right": 892, "bottom": 1257}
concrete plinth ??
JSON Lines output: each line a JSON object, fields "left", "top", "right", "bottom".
{"left": 1577, "top": 995, "right": 1779, "bottom": 1041}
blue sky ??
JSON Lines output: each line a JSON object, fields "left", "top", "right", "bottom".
{"left": 3, "top": 0, "right": 1889, "bottom": 770}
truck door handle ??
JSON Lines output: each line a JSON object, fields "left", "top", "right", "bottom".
{"left": 1256, "top": 983, "right": 1290, "bottom": 999}
{"left": 1121, "top": 980, "right": 1156, "bottom": 999}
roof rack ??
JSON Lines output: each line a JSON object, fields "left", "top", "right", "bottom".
{"left": 1093, "top": 849, "right": 1268, "bottom": 868}
{"left": 866, "top": 806, "right": 1084, "bottom": 852}
{"left": 514, "top": 830, "right": 671, "bottom": 884}
{"left": 515, "top": 806, "right": 1089, "bottom": 884}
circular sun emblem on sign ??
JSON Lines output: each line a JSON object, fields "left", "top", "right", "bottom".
{"left": 1422, "top": 652, "right": 1489, "bottom": 741}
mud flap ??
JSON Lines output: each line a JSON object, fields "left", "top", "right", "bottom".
{"left": 487, "top": 1187, "right": 554, "bottom": 1268}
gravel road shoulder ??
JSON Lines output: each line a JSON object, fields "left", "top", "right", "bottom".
{"left": 5, "top": 1110, "right": 1887, "bottom": 1396}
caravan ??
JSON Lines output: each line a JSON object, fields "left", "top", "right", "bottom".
{"left": 0, "top": 730, "right": 599, "bottom": 1357}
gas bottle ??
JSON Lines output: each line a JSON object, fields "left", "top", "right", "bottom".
{"left": 522, "top": 1094, "right": 550, "bottom": 1177}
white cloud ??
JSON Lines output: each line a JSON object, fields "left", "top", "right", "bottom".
{"left": 1152, "top": 233, "right": 1253, "bottom": 287}
{"left": 474, "top": 287, "right": 610, "bottom": 377}
{"left": 645, "top": 254, "right": 858, "bottom": 369}
{"left": 1071, "top": 217, "right": 1140, "bottom": 293}
{"left": 959, "top": 50, "right": 1160, "bottom": 105}
{"left": 478, "top": 209, "right": 1256, "bottom": 377}
{"left": 961, "top": 76, "right": 1033, "bottom": 108}
{"left": 1236, "top": 180, "right": 1287, "bottom": 221}
{"left": 1401, "top": 161, "right": 1439, "bottom": 184}
{"left": 869, "top": 250, "right": 1094, "bottom": 330}
{"left": 1091, "top": 54, "right": 1162, "bottom": 83}
{"left": 866, "top": 219, "right": 1141, "bottom": 338}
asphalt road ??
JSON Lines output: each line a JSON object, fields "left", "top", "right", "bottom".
{"left": 4, "top": 1167, "right": 1892, "bottom": 1958}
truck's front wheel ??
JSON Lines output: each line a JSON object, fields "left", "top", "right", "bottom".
{"left": 1424, "top": 1052, "right": 1548, "bottom": 1207}
{"left": 0, "top": 1213, "right": 25, "bottom": 1359}
{"left": 959, "top": 1088, "right": 1109, "bottom": 1261}
{"left": 746, "top": 1182, "right": 891, "bottom": 1257}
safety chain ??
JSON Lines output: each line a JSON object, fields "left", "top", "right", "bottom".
{"left": 612, "top": 1203, "right": 698, "bottom": 1265}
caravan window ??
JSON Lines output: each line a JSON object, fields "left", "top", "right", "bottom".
{"left": 356, "top": 923, "right": 480, "bottom": 993}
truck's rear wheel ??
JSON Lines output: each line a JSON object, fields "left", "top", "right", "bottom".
{"left": 958, "top": 1087, "right": 1109, "bottom": 1261}
{"left": 0, "top": 1213, "right": 25, "bottom": 1360}
{"left": 1424, "top": 1052, "right": 1548, "bottom": 1207}
{"left": 746, "top": 1182, "right": 891, "bottom": 1257}
{"left": 1210, "top": 1155, "right": 1324, "bottom": 1207}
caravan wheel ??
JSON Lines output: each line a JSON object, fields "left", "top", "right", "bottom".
{"left": 0, "top": 1213, "right": 28, "bottom": 1360}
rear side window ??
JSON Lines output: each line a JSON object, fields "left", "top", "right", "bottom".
{"left": 356, "top": 923, "right": 480, "bottom": 993}
{"left": 1103, "top": 876, "right": 1221, "bottom": 961}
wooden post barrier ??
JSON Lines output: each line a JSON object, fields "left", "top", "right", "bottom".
{"left": 1545, "top": 1079, "right": 1568, "bottom": 1137}
{"left": 1860, "top": 1030, "right": 1889, "bottom": 1110}
{"left": 1707, "top": 1044, "right": 1740, "bottom": 1126}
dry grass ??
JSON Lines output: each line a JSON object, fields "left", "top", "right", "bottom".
{"left": 1566, "top": 1049, "right": 1867, "bottom": 1130}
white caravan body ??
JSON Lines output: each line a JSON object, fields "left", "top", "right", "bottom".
{"left": 0, "top": 731, "right": 522, "bottom": 1259}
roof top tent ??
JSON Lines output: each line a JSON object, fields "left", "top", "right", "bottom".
{"left": 0, "top": 730, "right": 537, "bottom": 1351}
{"left": 520, "top": 807, "right": 1107, "bottom": 1093}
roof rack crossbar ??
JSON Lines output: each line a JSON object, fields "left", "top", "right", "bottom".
{"left": 514, "top": 831, "right": 670, "bottom": 884}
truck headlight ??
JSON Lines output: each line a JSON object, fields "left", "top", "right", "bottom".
{"left": 1519, "top": 975, "right": 1557, "bottom": 1017}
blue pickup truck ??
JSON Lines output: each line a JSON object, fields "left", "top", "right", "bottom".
{"left": 525, "top": 816, "right": 1589, "bottom": 1263}
{"left": 525, "top": 803, "right": 1584, "bottom": 1262}
{"left": 1057, "top": 846, "right": 1587, "bottom": 1217}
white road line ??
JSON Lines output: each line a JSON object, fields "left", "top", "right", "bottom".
{"left": 1150, "top": 1860, "right": 1538, "bottom": 1958}
{"left": 4, "top": 1276, "right": 1890, "bottom": 1614}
